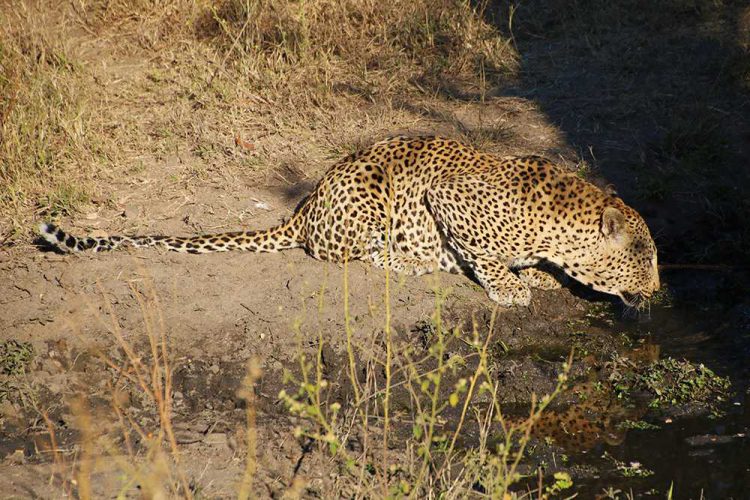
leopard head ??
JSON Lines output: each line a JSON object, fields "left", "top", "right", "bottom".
{"left": 573, "top": 203, "right": 660, "bottom": 307}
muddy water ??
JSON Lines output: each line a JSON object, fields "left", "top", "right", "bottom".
{"left": 572, "top": 271, "right": 750, "bottom": 498}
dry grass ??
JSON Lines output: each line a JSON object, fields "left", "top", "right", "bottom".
{"left": 276, "top": 275, "right": 572, "bottom": 497}
{"left": 0, "top": 0, "right": 517, "bottom": 242}
{"left": 31, "top": 278, "right": 194, "bottom": 498}
{"left": 0, "top": 4, "right": 100, "bottom": 239}
{"left": 31, "top": 268, "right": 570, "bottom": 498}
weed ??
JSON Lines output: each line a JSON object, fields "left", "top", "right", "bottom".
{"left": 649, "top": 288, "right": 674, "bottom": 307}
{"left": 609, "top": 356, "right": 731, "bottom": 410}
{"left": 617, "top": 419, "right": 660, "bottom": 431}
{"left": 602, "top": 451, "right": 654, "bottom": 478}
{"left": 274, "top": 259, "right": 573, "bottom": 496}
{"left": 0, "top": 340, "right": 34, "bottom": 375}
{"left": 0, "top": 341, "right": 35, "bottom": 408}
{"left": 575, "top": 160, "right": 592, "bottom": 179}
{"left": 545, "top": 471, "right": 574, "bottom": 495}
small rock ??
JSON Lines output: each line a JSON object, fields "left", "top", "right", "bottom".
{"left": 42, "top": 358, "right": 64, "bottom": 375}
{"left": 122, "top": 205, "right": 139, "bottom": 219}
{"left": 204, "top": 432, "right": 228, "bottom": 446}
{"left": 210, "top": 364, "right": 220, "bottom": 374}
{"left": 5, "top": 449, "right": 25, "bottom": 465}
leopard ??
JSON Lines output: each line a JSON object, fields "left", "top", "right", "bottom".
{"left": 39, "top": 136, "right": 660, "bottom": 307}
{"left": 521, "top": 381, "right": 634, "bottom": 451}
{"left": 521, "top": 344, "right": 661, "bottom": 451}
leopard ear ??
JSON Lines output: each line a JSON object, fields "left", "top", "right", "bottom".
{"left": 601, "top": 207, "right": 630, "bottom": 245}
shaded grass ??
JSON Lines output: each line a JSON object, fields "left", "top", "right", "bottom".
{"left": 609, "top": 355, "right": 731, "bottom": 411}
{"left": 632, "top": 105, "right": 750, "bottom": 265}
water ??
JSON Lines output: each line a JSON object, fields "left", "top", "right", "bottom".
{"left": 574, "top": 270, "right": 750, "bottom": 498}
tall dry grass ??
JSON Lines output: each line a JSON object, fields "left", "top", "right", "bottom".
{"left": 27, "top": 265, "right": 572, "bottom": 497}
{"left": 0, "top": 4, "right": 101, "bottom": 239}
{"left": 0, "top": 0, "right": 516, "bottom": 242}
{"left": 277, "top": 257, "right": 571, "bottom": 497}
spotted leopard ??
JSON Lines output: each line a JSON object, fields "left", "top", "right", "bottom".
{"left": 39, "top": 136, "right": 660, "bottom": 307}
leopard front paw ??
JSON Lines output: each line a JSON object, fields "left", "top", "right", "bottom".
{"left": 518, "top": 268, "right": 564, "bottom": 290}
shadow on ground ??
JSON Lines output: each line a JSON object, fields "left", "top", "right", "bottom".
{"left": 472, "top": 0, "right": 750, "bottom": 267}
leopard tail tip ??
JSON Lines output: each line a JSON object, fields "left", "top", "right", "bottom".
{"left": 38, "top": 222, "right": 68, "bottom": 251}
{"left": 39, "top": 222, "right": 56, "bottom": 239}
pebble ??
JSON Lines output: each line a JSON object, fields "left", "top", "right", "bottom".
{"left": 123, "top": 205, "right": 139, "bottom": 219}
{"left": 5, "top": 449, "right": 25, "bottom": 465}
{"left": 204, "top": 432, "right": 228, "bottom": 446}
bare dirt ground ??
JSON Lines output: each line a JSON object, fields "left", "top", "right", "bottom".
{"left": 1, "top": 1, "right": 749, "bottom": 498}
{"left": 0, "top": 98, "right": 591, "bottom": 497}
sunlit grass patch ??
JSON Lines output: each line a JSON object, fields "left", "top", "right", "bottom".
{"left": 0, "top": 0, "right": 518, "bottom": 242}
{"left": 0, "top": 11, "right": 102, "bottom": 238}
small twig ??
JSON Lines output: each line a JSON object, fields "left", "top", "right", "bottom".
{"left": 206, "top": 12, "right": 251, "bottom": 88}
